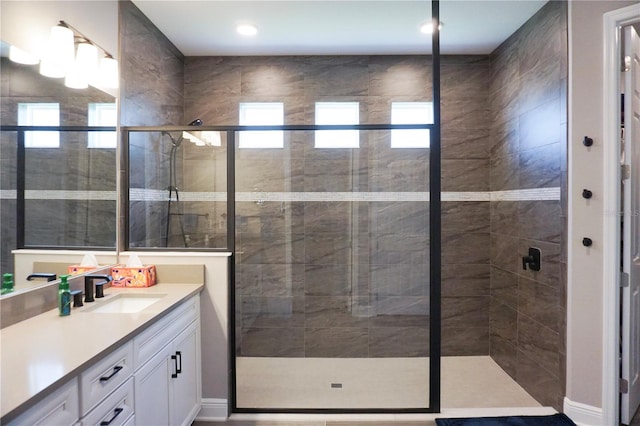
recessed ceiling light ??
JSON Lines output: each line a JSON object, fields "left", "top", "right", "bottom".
{"left": 420, "top": 21, "right": 443, "bottom": 35}
{"left": 237, "top": 24, "right": 258, "bottom": 36}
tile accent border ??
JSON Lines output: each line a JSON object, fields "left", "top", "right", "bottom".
{"left": 2, "top": 188, "right": 561, "bottom": 202}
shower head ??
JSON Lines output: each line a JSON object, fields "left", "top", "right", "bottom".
{"left": 163, "top": 119, "right": 204, "bottom": 147}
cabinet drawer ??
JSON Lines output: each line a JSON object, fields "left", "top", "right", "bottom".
{"left": 134, "top": 295, "right": 199, "bottom": 369}
{"left": 80, "top": 342, "right": 133, "bottom": 416}
{"left": 81, "top": 378, "right": 134, "bottom": 426}
{"left": 7, "top": 378, "right": 79, "bottom": 426}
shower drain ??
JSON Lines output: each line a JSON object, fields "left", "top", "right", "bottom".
{"left": 331, "top": 383, "right": 343, "bottom": 389}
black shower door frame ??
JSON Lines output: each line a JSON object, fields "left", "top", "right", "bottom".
{"left": 120, "top": 0, "right": 441, "bottom": 414}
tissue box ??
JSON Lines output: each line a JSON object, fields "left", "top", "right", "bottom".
{"left": 110, "top": 265, "right": 157, "bottom": 288}
{"left": 68, "top": 265, "right": 100, "bottom": 275}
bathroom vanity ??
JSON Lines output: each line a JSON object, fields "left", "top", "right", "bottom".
{"left": 0, "top": 281, "right": 203, "bottom": 426}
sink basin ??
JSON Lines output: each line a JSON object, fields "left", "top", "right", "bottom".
{"left": 84, "top": 294, "right": 166, "bottom": 314}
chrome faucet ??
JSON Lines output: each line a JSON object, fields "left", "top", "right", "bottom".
{"left": 84, "top": 275, "right": 112, "bottom": 303}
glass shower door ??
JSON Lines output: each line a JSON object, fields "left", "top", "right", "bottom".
{"left": 233, "top": 128, "right": 433, "bottom": 410}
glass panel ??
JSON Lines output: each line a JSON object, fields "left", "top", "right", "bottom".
{"left": 128, "top": 130, "right": 228, "bottom": 249}
{"left": 234, "top": 128, "right": 430, "bottom": 409}
{"left": 23, "top": 129, "right": 116, "bottom": 247}
{"left": 1, "top": 130, "right": 17, "bottom": 276}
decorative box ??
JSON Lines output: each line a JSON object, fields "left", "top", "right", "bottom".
{"left": 110, "top": 265, "right": 157, "bottom": 288}
{"left": 68, "top": 266, "right": 101, "bottom": 275}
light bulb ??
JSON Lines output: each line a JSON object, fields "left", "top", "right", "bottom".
{"left": 39, "top": 59, "right": 66, "bottom": 78}
{"left": 97, "top": 56, "right": 118, "bottom": 89}
{"left": 9, "top": 46, "right": 39, "bottom": 65}
{"left": 76, "top": 42, "right": 98, "bottom": 76}
{"left": 40, "top": 24, "right": 74, "bottom": 78}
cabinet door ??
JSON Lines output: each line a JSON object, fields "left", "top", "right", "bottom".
{"left": 170, "top": 321, "right": 201, "bottom": 426}
{"left": 134, "top": 345, "right": 172, "bottom": 426}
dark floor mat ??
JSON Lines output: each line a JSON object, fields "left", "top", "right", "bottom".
{"left": 435, "top": 413, "right": 576, "bottom": 426}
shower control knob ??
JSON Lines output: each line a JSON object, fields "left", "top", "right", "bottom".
{"left": 582, "top": 237, "right": 593, "bottom": 247}
{"left": 583, "top": 136, "right": 594, "bottom": 147}
{"left": 582, "top": 189, "right": 593, "bottom": 199}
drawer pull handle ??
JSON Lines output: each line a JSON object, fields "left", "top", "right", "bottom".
{"left": 176, "top": 351, "right": 182, "bottom": 374}
{"left": 100, "top": 407, "right": 123, "bottom": 426}
{"left": 99, "top": 365, "right": 123, "bottom": 382}
{"left": 171, "top": 354, "right": 178, "bottom": 378}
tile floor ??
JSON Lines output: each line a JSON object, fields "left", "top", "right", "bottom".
{"left": 194, "top": 356, "right": 558, "bottom": 425}
{"left": 235, "top": 356, "right": 540, "bottom": 409}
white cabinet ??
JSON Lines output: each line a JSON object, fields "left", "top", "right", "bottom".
{"left": 134, "top": 344, "right": 172, "bottom": 426}
{"left": 134, "top": 297, "right": 201, "bottom": 426}
{"left": 8, "top": 294, "right": 201, "bottom": 426}
{"left": 170, "top": 321, "right": 201, "bottom": 426}
{"left": 7, "top": 379, "right": 79, "bottom": 426}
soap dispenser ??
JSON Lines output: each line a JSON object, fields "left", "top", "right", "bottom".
{"left": 58, "top": 275, "right": 71, "bottom": 316}
{"left": 1, "top": 273, "right": 14, "bottom": 295}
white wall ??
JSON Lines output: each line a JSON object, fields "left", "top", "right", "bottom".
{"left": 567, "top": 0, "right": 639, "bottom": 414}
{"left": 119, "top": 252, "right": 230, "bottom": 401}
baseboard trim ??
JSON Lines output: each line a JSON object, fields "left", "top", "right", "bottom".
{"left": 564, "top": 397, "right": 603, "bottom": 426}
{"left": 196, "top": 398, "right": 229, "bottom": 421}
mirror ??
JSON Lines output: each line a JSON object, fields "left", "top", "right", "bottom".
{"left": 0, "top": 40, "right": 118, "bottom": 296}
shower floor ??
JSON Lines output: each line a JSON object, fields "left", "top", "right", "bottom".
{"left": 236, "top": 356, "right": 541, "bottom": 410}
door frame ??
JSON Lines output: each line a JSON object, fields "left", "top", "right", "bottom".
{"left": 603, "top": 5, "right": 640, "bottom": 426}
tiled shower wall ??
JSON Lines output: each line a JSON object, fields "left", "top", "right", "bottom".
{"left": 0, "top": 57, "right": 115, "bottom": 276}
{"left": 488, "top": 1, "right": 567, "bottom": 409}
{"left": 119, "top": 1, "right": 186, "bottom": 247}
{"left": 184, "top": 55, "right": 492, "bottom": 357}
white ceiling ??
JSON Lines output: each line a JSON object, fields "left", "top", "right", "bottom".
{"left": 131, "top": 0, "right": 548, "bottom": 56}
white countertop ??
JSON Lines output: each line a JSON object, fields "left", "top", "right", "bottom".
{"left": 0, "top": 282, "right": 204, "bottom": 421}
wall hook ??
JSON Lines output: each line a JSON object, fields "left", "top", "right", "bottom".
{"left": 582, "top": 237, "right": 593, "bottom": 247}
{"left": 522, "top": 247, "right": 541, "bottom": 271}
{"left": 583, "top": 136, "right": 594, "bottom": 147}
{"left": 582, "top": 189, "right": 593, "bottom": 199}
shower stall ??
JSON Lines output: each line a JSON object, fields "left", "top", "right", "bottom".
{"left": 121, "top": 0, "right": 568, "bottom": 414}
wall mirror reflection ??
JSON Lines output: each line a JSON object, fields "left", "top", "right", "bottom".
{"left": 0, "top": 38, "right": 117, "bottom": 290}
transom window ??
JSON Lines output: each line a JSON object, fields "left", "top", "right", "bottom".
{"left": 239, "top": 102, "right": 284, "bottom": 148}
{"left": 18, "top": 103, "right": 60, "bottom": 148}
{"left": 88, "top": 103, "right": 117, "bottom": 148}
{"left": 391, "top": 102, "right": 433, "bottom": 148}
{"left": 315, "top": 102, "right": 359, "bottom": 148}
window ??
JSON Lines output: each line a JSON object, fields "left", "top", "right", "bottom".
{"left": 18, "top": 103, "right": 60, "bottom": 148}
{"left": 315, "top": 102, "right": 359, "bottom": 148}
{"left": 239, "top": 102, "right": 284, "bottom": 148}
{"left": 391, "top": 102, "right": 433, "bottom": 148}
{"left": 88, "top": 103, "right": 117, "bottom": 148}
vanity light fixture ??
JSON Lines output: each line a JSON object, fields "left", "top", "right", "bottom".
{"left": 420, "top": 20, "right": 443, "bottom": 35}
{"left": 39, "top": 21, "right": 118, "bottom": 89}
{"left": 9, "top": 45, "right": 39, "bottom": 65}
{"left": 237, "top": 24, "right": 258, "bottom": 36}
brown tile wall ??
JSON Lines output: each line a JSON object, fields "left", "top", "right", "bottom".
{"left": 119, "top": 1, "right": 186, "bottom": 247}
{"left": 185, "top": 55, "right": 491, "bottom": 358}
{"left": 488, "top": 1, "right": 567, "bottom": 410}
